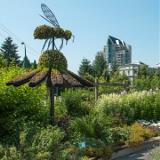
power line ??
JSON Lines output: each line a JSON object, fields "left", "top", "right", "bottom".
{"left": 0, "top": 24, "right": 38, "bottom": 56}
{"left": 0, "top": 23, "right": 39, "bottom": 54}
{"left": 0, "top": 23, "right": 39, "bottom": 57}
{"left": 0, "top": 31, "right": 7, "bottom": 39}
{"left": 0, "top": 23, "right": 38, "bottom": 53}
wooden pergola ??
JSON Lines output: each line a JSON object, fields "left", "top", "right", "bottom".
{"left": 6, "top": 69, "right": 94, "bottom": 125}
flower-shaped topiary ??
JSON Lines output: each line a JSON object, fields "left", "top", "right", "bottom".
{"left": 38, "top": 50, "right": 67, "bottom": 71}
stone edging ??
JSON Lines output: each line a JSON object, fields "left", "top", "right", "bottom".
{"left": 111, "top": 136, "right": 160, "bottom": 160}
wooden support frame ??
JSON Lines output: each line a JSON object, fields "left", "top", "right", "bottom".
{"left": 94, "top": 79, "right": 129, "bottom": 102}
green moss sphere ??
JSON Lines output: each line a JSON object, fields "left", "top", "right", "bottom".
{"left": 38, "top": 50, "right": 68, "bottom": 70}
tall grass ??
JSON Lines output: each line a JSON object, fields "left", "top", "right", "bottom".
{"left": 96, "top": 91, "right": 160, "bottom": 123}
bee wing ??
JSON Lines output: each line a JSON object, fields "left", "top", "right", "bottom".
{"left": 41, "top": 3, "right": 60, "bottom": 27}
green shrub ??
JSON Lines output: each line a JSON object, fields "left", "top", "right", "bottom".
{"left": 127, "top": 123, "right": 145, "bottom": 146}
{"left": 66, "top": 138, "right": 113, "bottom": 159}
{"left": 55, "top": 97, "right": 67, "bottom": 119}
{"left": 110, "top": 126, "right": 129, "bottom": 145}
{"left": 61, "top": 89, "right": 91, "bottom": 117}
{"left": 70, "top": 113, "right": 113, "bottom": 145}
{"left": 0, "top": 67, "right": 47, "bottom": 144}
{"left": 0, "top": 145, "right": 20, "bottom": 160}
{"left": 0, "top": 126, "right": 65, "bottom": 160}
{"left": 79, "top": 156, "right": 89, "bottom": 160}
{"left": 96, "top": 91, "right": 160, "bottom": 123}
{"left": 126, "top": 123, "right": 156, "bottom": 147}
{"left": 31, "top": 126, "right": 65, "bottom": 160}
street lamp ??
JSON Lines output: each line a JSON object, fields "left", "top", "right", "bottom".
{"left": 21, "top": 42, "right": 27, "bottom": 68}
{"left": 21, "top": 42, "right": 26, "bottom": 57}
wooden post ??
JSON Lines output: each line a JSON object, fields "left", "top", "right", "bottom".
{"left": 52, "top": 37, "right": 55, "bottom": 50}
{"left": 46, "top": 37, "right": 55, "bottom": 125}
{"left": 49, "top": 86, "right": 54, "bottom": 125}
{"left": 95, "top": 78, "right": 98, "bottom": 102}
{"left": 46, "top": 69, "right": 54, "bottom": 125}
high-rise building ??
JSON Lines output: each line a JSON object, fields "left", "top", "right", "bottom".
{"left": 104, "top": 35, "right": 132, "bottom": 66}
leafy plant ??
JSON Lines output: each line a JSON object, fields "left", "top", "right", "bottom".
{"left": 127, "top": 123, "right": 145, "bottom": 146}
{"left": 61, "top": 89, "right": 91, "bottom": 117}
{"left": 0, "top": 67, "right": 47, "bottom": 144}
{"left": 31, "top": 126, "right": 65, "bottom": 160}
{"left": 110, "top": 126, "right": 129, "bottom": 145}
{"left": 0, "top": 125, "right": 66, "bottom": 160}
{"left": 70, "top": 113, "right": 113, "bottom": 145}
{"left": 126, "top": 123, "right": 156, "bottom": 147}
{"left": 79, "top": 156, "right": 89, "bottom": 160}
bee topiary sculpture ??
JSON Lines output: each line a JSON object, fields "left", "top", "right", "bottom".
{"left": 6, "top": 3, "right": 93, "bottom": 125}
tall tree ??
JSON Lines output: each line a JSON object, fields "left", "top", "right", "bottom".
{"left": 22, "top": 55, "right": 31, "bottom": 68}
{"left": 1, "top": 37, "right": 20, "bottom": 66}
{"left": 78, "top": 58, "right": 93, "bottom": 78}
{"left": 31, "top": 60, "right": 37, "bottom": 69}
{"left": 111, "top": 61, "right": 119, "bottom": 73}
{"left": 92, "top": 51, "right": 108, "bottom": 79}
{"left": 138, "top": 62, "right": 148, "bottom": 78}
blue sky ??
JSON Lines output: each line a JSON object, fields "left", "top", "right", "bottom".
{"left": 0, "top": 0, "right": 159, "bottom": 72}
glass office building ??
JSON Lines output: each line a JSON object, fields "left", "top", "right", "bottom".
{"left": 104, "top": 35, "right": 132, "bottom": 66}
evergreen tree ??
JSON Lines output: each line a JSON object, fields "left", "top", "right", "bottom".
{"left": 111, "top": 61, "right": 119, "bottom": 73}
{"left": 155, "top": 68, "right": 160, "bottom": 77}
{"left": 78, "top": 58, "right": 93, "bottom": 78}
{"left": 22, "top": 55, "right": 31, "bottom": 68}
{"left": 92, "top": 51, "right": 108, "bottom": 79}
{"left": 31, "top": 60, "right": 37, "bottom": 69}
{"left": 138, "top": 62, "right": 148, "bottom": 78}
{"left": 1, "top": 37, "right": 20, "bottom": 66}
